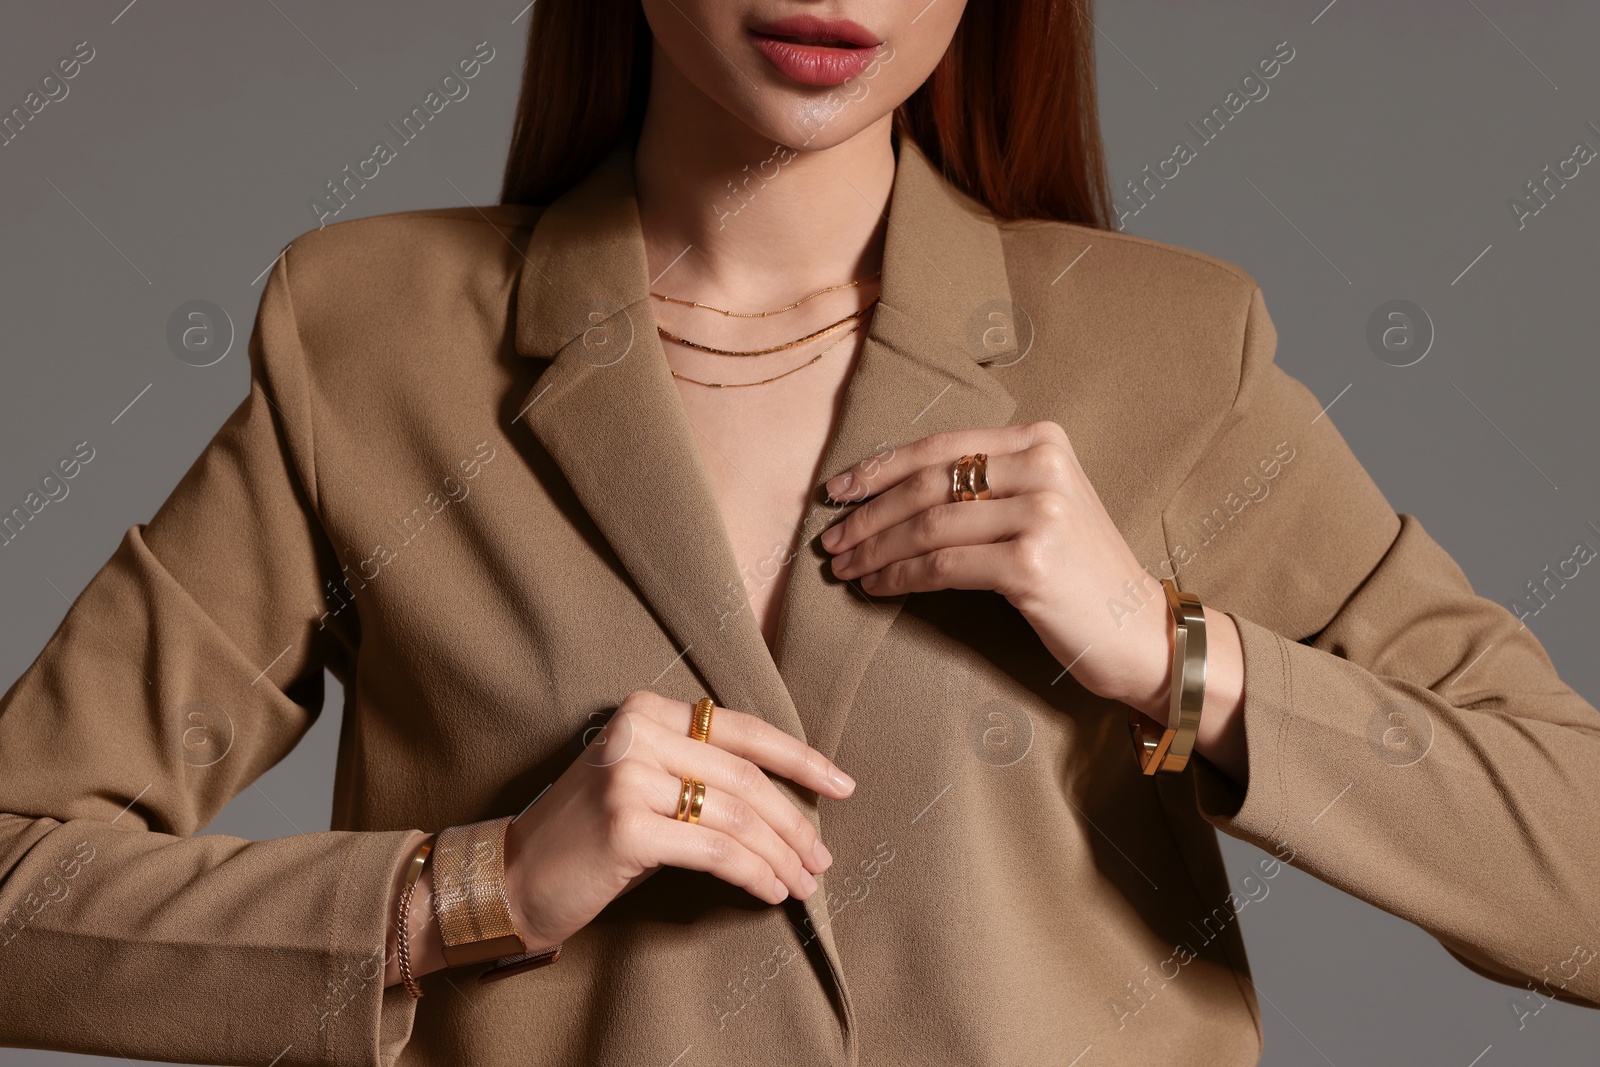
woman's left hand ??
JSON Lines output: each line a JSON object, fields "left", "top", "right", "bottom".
{"left": 820, "top": 420, "right": 1172, "bottom": 717}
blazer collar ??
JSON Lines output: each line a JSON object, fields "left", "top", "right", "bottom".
{"left": 512, "top": 128, "right": 1019, "bottom": 759}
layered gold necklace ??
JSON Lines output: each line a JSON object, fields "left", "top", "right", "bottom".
{"left": 652, "top": 271, "right": 880, "bottom": 388}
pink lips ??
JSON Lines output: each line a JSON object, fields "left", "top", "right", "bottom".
{"left": 748, "top": 15, "right": 884, "bottom": 86}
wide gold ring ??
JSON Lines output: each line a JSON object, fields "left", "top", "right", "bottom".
{"left": 687, "top": 779, "right": 707, "bottom": 825}
{"left": 690, "top": 697, "right": 715, "bottom": 744}
{"left": 951, "top": 453, "right": 992, "bottom": 502}
{"left": 674, "top": 776, "right": 697, "bottom": 821}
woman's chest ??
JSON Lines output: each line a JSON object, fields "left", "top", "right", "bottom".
{"left": 670, "top": 337, "right": 866, "bottom": 650}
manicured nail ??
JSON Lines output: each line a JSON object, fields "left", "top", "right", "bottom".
{"left": 832, "top": 549, "right": 854, "bottom": 572}
{"left": 826, "top": 472, "right": 853, "bottom": 498}
{"left": 812, "top": 839, "right": 833, "bottom": 870}
{"left": 821, "top": 524, "right": 843, "bottom": 549}
{"left": 773, "top": 878, "right": 789, "bottom": 902}
{"left": 828, "top": 767, "right": 856, "bottom": 794}
{"left": 800, "top": 869, "right": 818, "bottom": 895}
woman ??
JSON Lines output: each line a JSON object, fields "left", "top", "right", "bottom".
{"left": 1, "top": 1, "right": 1596, "bottom": 1065}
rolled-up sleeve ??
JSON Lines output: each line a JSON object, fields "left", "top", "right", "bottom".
{"left": 0, "top": 254, "right": 421, "bottom": 1066}
{"left": 1167, "top": 286, "right": 1600, "bottom": 1010}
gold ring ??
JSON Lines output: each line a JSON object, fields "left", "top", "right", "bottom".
{"left": 690, "top": 697, "right": 714, "bottom": 744}
{"left": 687, "top": 779, "right": 707, "bottom": 825}
{"left": 952, "top": 454, "right": 992, "bottom": 502}
{"left": 967, "top": 453, "right": 991, "bottom": 500}
{"left": 675, "top": 776, "right": 694, "bottom": 820}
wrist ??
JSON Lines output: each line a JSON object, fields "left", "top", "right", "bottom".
{"left": 502, "top": 819, "right": 562, "bottom": 954}
{"left": 501, "top": 820, "right": 538, "bottom": 946}
{"left": 1118, "top": 605, "right": 1174, "bottom": 723}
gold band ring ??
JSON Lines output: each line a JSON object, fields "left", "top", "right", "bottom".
{"left": 690, "top": 697, "right": 715, "bottom": 744}
{"left": 687, "top": 779, "right": 707, "bottom": 825}
{"left": 951, "top": 453, "right": 992, "bottom": 502}
{"left": 675, "top": 776, "right": 695, "bottom": 820}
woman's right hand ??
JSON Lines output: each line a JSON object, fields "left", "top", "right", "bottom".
{"left": 501, "top": 691, "right": 856, "bottom": 952}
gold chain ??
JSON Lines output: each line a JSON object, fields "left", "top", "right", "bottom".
{"left": 656, "top": 300, "right": 878, "bottom": 357}
{"left": 670, "top": 322, "right": 863, "bottom": 389}
{"left": 650, "top": 271, "right": 880, "bottom": 318}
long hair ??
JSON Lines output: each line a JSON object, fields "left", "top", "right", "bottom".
{"left": 499, "top": 0, "right": 1113, "bottom": 228}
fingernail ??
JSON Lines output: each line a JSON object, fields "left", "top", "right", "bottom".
{"left": 832, "top": 549, "right": 854, "bottom": 572}
{"left": 826, "top": 472, "right": 853, "bottom": 498}
{"left": 821, "top": 524, "right": 843, "bottom": 549}
{"left": 800, "top": 869, "right": 818, "bottom": 895}
{"left": 773, "top": 877, "right": 789, "bottom": 902}
{"left": 828, "top": 767, "right": 856, "bottom": 794}
{"left": 812, "top": 839, "right": 833, "bottom": 869}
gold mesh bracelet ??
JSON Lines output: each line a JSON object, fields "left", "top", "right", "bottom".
{"left": 430, "top": 816, "right": 528, "bottom": 968}
{"left": 1130, "top": 578, "right": 1208, "bottom": 775}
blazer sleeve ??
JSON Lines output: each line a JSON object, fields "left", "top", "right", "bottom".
{"left": 1166, "top": 285, "right": 1600, "bottom": 1010}
{"left": 0, "top": 256, "right": 421, "bottom": 1067}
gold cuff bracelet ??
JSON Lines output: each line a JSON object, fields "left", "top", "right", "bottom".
{"left": 1130, "top": 578, "right": 1208, "bottom": 775}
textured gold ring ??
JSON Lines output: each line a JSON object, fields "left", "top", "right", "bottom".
{"left": 967, "top": 453, "right": 991, "bottom": 500}
{"left": 951, "top": 453, "right": 992, "bottom": 502}
{"left": 687, "top": 779, "right": 707, "bottom": 825}
{"left": 674, "top": 776, "right": 695, "bottom": 820}
{"left": 690, "top": 697, "right": 715, "bottom": 744}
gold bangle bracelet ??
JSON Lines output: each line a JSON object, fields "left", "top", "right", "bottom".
{"left": 430, "top": 816, "right": 528, "bottom": 969}
{"left": 1130, "top": 578, "right": 1208, "bottom": 775}
{"left": 395, "top": 834, "right": 434, "bottom": 998}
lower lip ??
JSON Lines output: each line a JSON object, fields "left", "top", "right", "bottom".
{"left": 750, "top": 34, "right": 881, "bottom": 86}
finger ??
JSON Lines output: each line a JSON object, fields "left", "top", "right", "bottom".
{"left": 638, "top": 765, "right": 819, "bottom": 899}
{"left": 629, "top": 693, "right": 856, "bottom": 801}
{"left": 833, "top": 495, "right": 1055, "bottom": 582}
{"left": 629, "top": 813, "right": 789, "bottom": 905}
{"left": 823, "top": 439, "right": 1075, "bottom": 556}
{"left": 649, "top": 729, "right": 833, "bottom": 877}
{"left": 858, "top": 542, "right": 1023, "bottom": 598}
{"left": 821, "top": 420, "right": 1067, "bottom": 504}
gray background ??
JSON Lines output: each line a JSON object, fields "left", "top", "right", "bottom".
{"left": 2, "top": 1, "right": 1597, "bottom": 1064}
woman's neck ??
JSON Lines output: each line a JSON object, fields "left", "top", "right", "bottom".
{"left": 632, "top": 58, "right": 895, "bottom": 304}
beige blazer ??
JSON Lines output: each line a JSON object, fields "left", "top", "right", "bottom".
{"left": 1, "top": 130, "right": 1596, "bottom": 1067}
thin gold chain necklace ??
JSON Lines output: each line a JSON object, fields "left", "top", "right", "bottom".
{"left": 649, "top": 270, "right": 881, "bottom": 318}
{"left": 656, "top": 299, "right": 878, "bottom": 357}
{"left": 670, "top": 322, "right": 864, "bottom": 389}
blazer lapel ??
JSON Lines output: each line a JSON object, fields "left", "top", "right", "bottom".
{"left": 510, "top": 139, "right": 805, "bottom": 747}
{"left": 771, "top": 133, "right": 1020, "bottom": 762}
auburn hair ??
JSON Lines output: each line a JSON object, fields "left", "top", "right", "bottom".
{"left": 499, "top": 0, "right": 1113, "bottom": 228}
